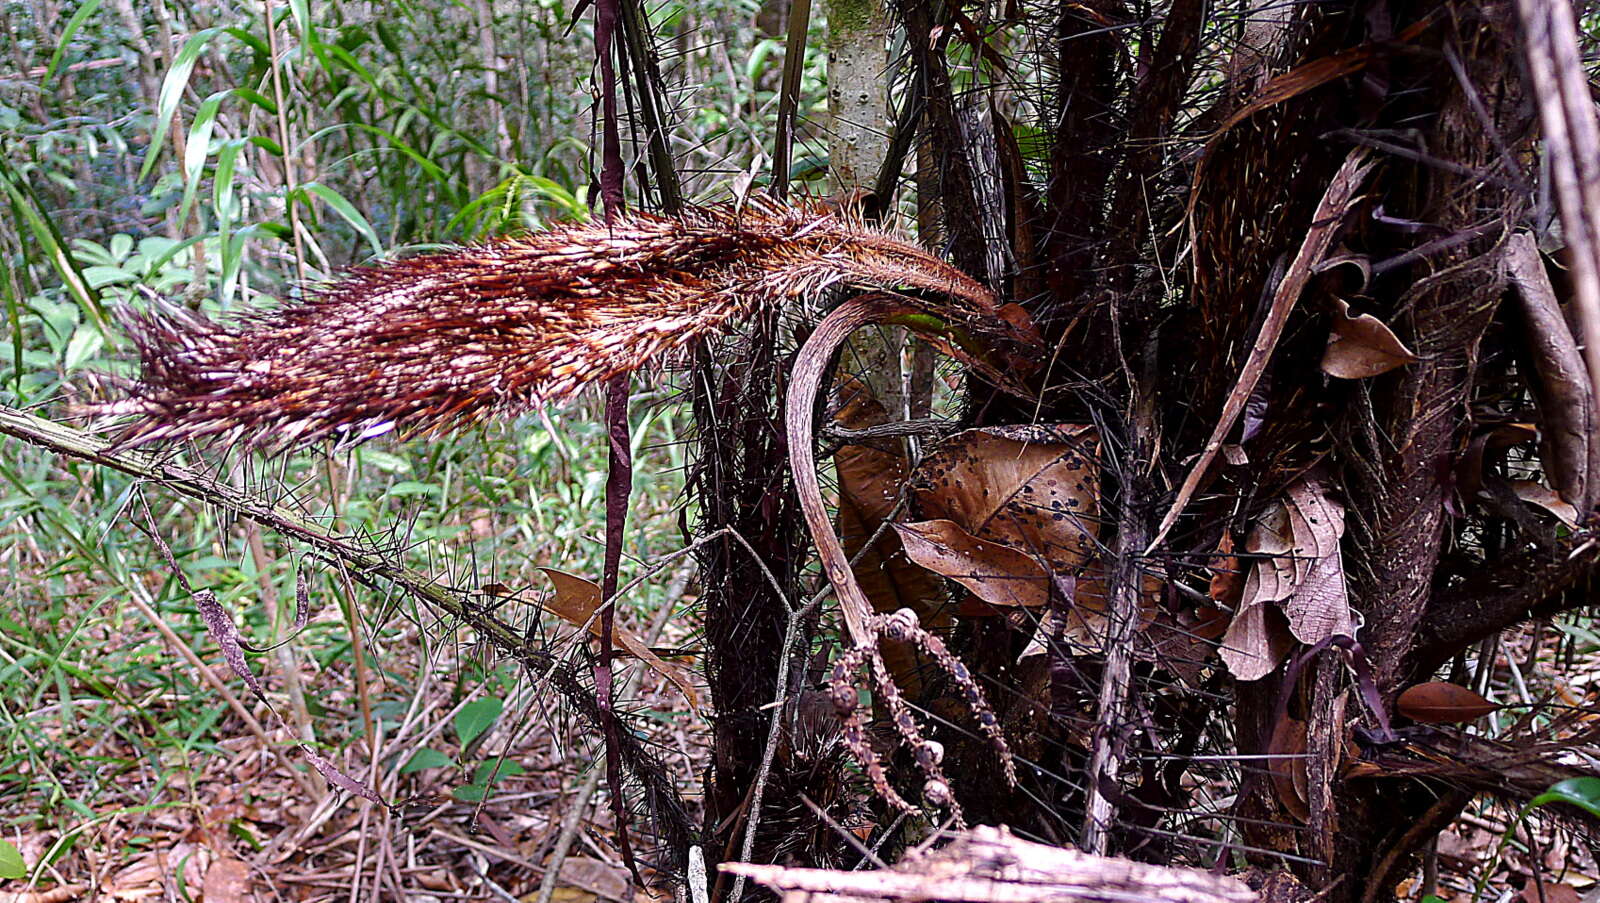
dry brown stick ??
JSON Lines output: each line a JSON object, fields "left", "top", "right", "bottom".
{"left": 1516, "top": 0, "right": 1600, "bottom": 437}
{"left": 1149, "top": 148, "right": 1374, "bottom": 551}
{"left": 1080, "top": 386, "right": 1155, "bottom": 854}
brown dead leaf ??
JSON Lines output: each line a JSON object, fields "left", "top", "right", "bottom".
{"left": 1208, "top": 532, "right": 1244, "bottom": 606}
{"left": 893, "top": 519, "right": 1050, "bottom": 609}
{"left": 0, "top": 888, "right": 87, "bottom": 903}
{"left": 1511, "top": 479, "right": 1581, "bottom": 527}
{"left": 914, "top": 425, "right": 1101, "bottom": 574}
{"left": 1517, "top": 884, "right": 1582, "bottom": 903}
{"left": 1281, "top": 479, "right": 1353, "bottom": 644}
{"left": 835, "top": 376, "right": 948, "bottom": 693}
{"left": 201, "top": 858, "right": 250, "bottom": 903}
{"left": 1267, "top": 716, "right": 1310, "bottom": 822}
{"left": 539, "top": 568, "right": 702, "bottom": 712}
{"left": 1396, "top": 681, "right": 1500, "bottom": 724}
{"left": 1219, "top": 477, "right": 1354, "bottom": 679}
{"left": 1219, "top": 599, "right": 1295, "bottom": 681}
{"left": 1321, "top": 298, "right": 1419, "bottom": 379}
{"left": 1242, "top": 502, "right": 1296, "bottom": 604}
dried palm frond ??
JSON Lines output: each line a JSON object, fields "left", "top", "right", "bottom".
{"left": 93, "top": 201, "right": 1011, "bottom": 449}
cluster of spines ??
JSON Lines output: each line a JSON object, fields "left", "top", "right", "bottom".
{"left": 99, "top": 202, "right": 1003, "bottom": 450}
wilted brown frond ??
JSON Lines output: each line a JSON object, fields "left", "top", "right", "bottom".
{"left": 97, "top": 202, "right": 1000, "bottom": 449}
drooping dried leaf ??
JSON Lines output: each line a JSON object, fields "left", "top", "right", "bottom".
{"left": 1241, "top": 502, "right": 1296, "bottom": 605}
{"left": 1396, "top": 681, "right": 1500, "bottom": 724}
{"left": 538, "top": 568, "right": 702, "bottom": 711}
{"left": 1280, "top": 479, "right": 1353, "bottom": 644}
{"left": 913, "top": 425, "right": 1101, "bottom": 574}
{"left": 1510, "top": 479, "right": 1581, "bottom": 528}
{"left": 1321, "top": 298, "right": 1419, "bottom": 378}
{"left": 1219, "top": 600, "right": 1294, "bottom": 681}
{"left": 892, "top": 519, "right": 1050, "bottom": 609}
{"left": 1218, "top": 477, "right": 1354, "bottom": 675}
{"left": 1267, "top": 716, "right": 1310, "bottom": 822}
{"left": 104, "top": 203, "right": 1026, "bottom": 450}
{"left": 1507, "top": 231, "right": 1596, "bottom": 515}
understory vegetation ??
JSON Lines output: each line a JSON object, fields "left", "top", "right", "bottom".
{"left": 2, "top": 0, "right": 1600, "bottom": 901}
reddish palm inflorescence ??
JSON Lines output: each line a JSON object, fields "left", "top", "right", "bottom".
{"left": 101, "top": 202, "right": 1005, "bottom": 448}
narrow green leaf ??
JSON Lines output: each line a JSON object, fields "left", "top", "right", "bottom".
{"left": 471, "top": 758, "right": 526, "bottom": 785}
{"left": 177, "top": 91, "right": 228, "bottom": 227}
{"left": 43, "top": 0, "right": 105, "bottom": 86}
{"left": 0, "top": 156, "right": 108, "bottom": 333}
{"left": 296, "top": 182, "right": 382, "bottom": 257}
{"left": 222, "top": 26, "right": 268, "bottom": 57}
{"left": 2, "top": 257, "right": 20, "bottom": 395}
{"left": 230, "top": 87, "right": 277, "bottom": 115}
{"left": 140, "top": 28, "right": 224, "bottom": 182}
{"left": 247, "top": 135, "right": 284, "bottom": 157}
{"left": 453, "top": 697, "right": 503, "bottom": 748}
{"left": 451, "top": 784, "right": 487, "bottom": 803}
{"left": 62, "top": 325, "right": 103, "bottom": 372}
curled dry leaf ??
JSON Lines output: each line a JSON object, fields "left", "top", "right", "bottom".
{"left": 538, "top": 568, "right": 702, "bottom": 712}
{"left": 913, "top": 424, "right": 1101, "bottom": 574}
{"left": 1321, "top": 298, "right": 1419, "bottom": 379}
{"left": 202, "top": 858, "right": 251, "bottom": 903}
{"left": 893, "top": 519, "right": 1049, "bottom": 609}
{"left": 1396, "top": 681, "right": 1500, "bottom": 724}
{"left": 1219, "top": 600, "right": 1296, "bottom": 682}
{"left": 1219, "top": 475, "right": 1353, "bottom": 680}
{"left": 1510, "top": 479, "right": 1581, "bottom": 528}
{"left": 1281, "top": 479, "right": 1353, "bottom": 644}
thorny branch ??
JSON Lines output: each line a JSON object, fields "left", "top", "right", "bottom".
{"left": 0, "top": 402, "right": 694, "bottom": 861}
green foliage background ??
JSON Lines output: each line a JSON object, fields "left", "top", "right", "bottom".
{"left": 0, "top": 0, "right": 829, "bottom": 868}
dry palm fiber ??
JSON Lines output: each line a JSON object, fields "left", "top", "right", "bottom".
{"left": 96, "top": 202, "right": 1012, "bottom": 449}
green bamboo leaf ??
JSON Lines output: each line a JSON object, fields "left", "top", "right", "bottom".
{"left": 213, "top": 140, "right": 244, "bottom": 219}
{"left": 140, "top": 28, "right": 224, "bottom": 182}
{"left": 248, "top": 135, "right": 284, "bottom": 157}
{"left": 141, "top": 234, "right": 206, "bottom": 280}
{"left": 231, "top": 87, "right": 277, "bottom": 115}
{"left": 0, "top": 156, "right": 108, "bottom": 333}
{"left": 2, "top": 254, "right": 21, "bottom": 394}
{"left": 43, "top": 0, "right": 105, "bottom": 87}
{"left": 177, "top": 91, "right": 228, "bottom": 228}
{"left": 223, "top": 26, "right": 269, "bottom": 57}
{"left": 307, "top": 122, "right": 449, "bottom": 185}
{"left": 296, "top": 182, "right": 382, "bottom": 257}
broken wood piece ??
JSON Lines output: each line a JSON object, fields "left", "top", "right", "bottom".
{"left": 720, "top": 825, "right": 1258, "bottom": 903}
